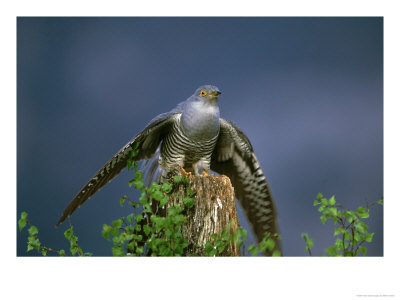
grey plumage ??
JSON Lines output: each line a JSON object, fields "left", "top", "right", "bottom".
{"left": 57, "top": 85, "right": 279, "bottom": 253}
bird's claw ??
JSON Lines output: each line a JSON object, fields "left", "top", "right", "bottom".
{"left": 180, "top": 166, "right": 192, "bottom": 176}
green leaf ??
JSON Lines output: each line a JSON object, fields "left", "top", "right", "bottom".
{"left": 27, "top": 243, "right": 34, "bottom": 252}
{"left": 301, "top": 233, "right": 314, "bottom": 250}
{"left": 134, "top": 214, "right": 143, "bottom": 223}
{"left": 205, "top": 242, "right": 216, "bottom": 256}
{"left": 112, "top": 219, "right": 123, "bottom": 228}
{"left": 211, "top": 233, "right": 218, "bottom": 239}
{"left": 28, "top": 225, "right": 38, "bottom": 236}
{"left": 248, "top": 245, "right": 259, "bottom": 256}
{"left": 160, "top": 196, "right": 168, "bottom": 207}
{"left": 128, "top": 179, "right": 135, "bottom": 187}
{"left": 208, "top": 248, "right": 217, "bottom": 257}
{"left": 126, "top": 214, "right": 134, "bottom": 224}
{"left": 316, "top": 193, "right": 323, "bottom": 200}
{"left": 173, "top": 176, "right": 182, "bottom": 183}
{"left": 59, "top": 249, "right": 66, "bottom": 256}
{"left": 357, "top": 207, "right": 369, "bottom": 219}
{"left": 133, "top": 234, "right": 143, "bottom": 241}
{"left": 313, "top": 199, "right": 319, "bottom": 206}
{"left": 134, "top": 170, "right": 143, "bottom": 180}
{"left": 162, "top": 182, "right": 173, "bottom": 193}
{"left": 120, "top": 196, "right": 126, "bottom": 207}
{"left": 328, "top": 196, "right": 336, "bottom": 206}
{"left": 151, "top": 190, "right": 164, "bottom": 201}
{"left": 377, "top": 198, "right": 383, "bottom": 205}
{"left": 355, "top": 221, "right": 368, "bottom": 234}
{"left": 326, "top": 246, "right": 337, "bottom": 256}
{"left": 186, "top": 187, "right": 196, "bottom": 197}
{"left": 329, "top": 207, "right": 337, "bottom": 216}
{"left": 359, "top": 246, "right": 367, "bottom": 256}
{"left": 221, "top": 230, "right": 230, "bottom": 241}
{"left": 265, "top": 238, "right": 276, "bottom": 251}
{"left": 183, "top": 197, "right": 194, "bottom": 209}
{"left": 102, "top": 224, "right": 112, "bottom": 240}
{"left": 124, "top": 233, "right": 134, "bottom": 241}
{"left": 182, "top": 176, "right": 190, "bottom": 185}
{"left": 321, "top": 198, "right": 328, "bottom": 207}
{"left": 365, "top": 233, "right": 374, "bottom": 243}
{"left": 320, "top": 215, "right": 327, "bottom": 224}
{"left": 240, "top": 229, "right": 247, "bottom": 240}
{"left": 344, "top": 250, "right": 353, "bottom": 256}
{"left": 346, "top": 211, "right": 357, "bottom": 223}
{"left": 334, "top": 228, "right": 343, "bottom": 236}
{"left": 215, "top": 239, "right": 227, "bottom": 253}
{"left": 41, "top": 249, "right": 47, "bottom": 256}
{"left": 70, "top": 245, "right": 78, "bottom": 256}
{"left": 32, "top": 239, "right": 41, "bottom": 251}
{"left": 139, "top": 194, "right": 148, "bottom": 205}
{"left": 64, "top": 228, "right": 73, "bottom": 240}
{"left": 353, "top": 231, "right": 361, "bottom": 243}
{"left": 112, "top": 246, "right": 125, "bottom": 257}
{"left": 143, "top": 224, "right": 152, "bottom": 235}
{"left": 21, "top": 211, "right": 28, "bottom": 220}
{"left": 127, "top": 242, "right": 135, "bottom": 252}
{"left": 272, "top": 250, "right": 281, "bottom": 256}
{"left": 357, "top": 206, "right": 365, "bottom": 214}
{"left": 18, "top": 218, "right": 27, "bottom": 232}
{"left": 343, "top": 231, "right": 351, "bottom": 241}
{"left": 335, "top": 238, "right": 343, "bottom": 250}
{"left": 143, "top": 203, "right": 152, "bottom": 213}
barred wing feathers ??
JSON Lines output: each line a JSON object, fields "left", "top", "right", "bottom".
{"left": 56, "top": 111, "right": 180, "bottom": 226}
{"left": 211, "top": 119, "right": 280, "bottom": 253}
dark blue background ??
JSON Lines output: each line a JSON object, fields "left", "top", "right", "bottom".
{"left": 17, "top": 17, "right": 383, "bottom": 256}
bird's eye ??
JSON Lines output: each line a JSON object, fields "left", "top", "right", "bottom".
{"left": 200, "top": 90, "right": 207, "bottom": 97}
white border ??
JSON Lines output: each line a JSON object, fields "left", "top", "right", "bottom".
{"left": 2, "top": 1, "right": 399, "bottom": 299}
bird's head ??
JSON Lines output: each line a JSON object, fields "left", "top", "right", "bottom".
{"left": 193, "top": 85, "right": 222, "bottom": 103}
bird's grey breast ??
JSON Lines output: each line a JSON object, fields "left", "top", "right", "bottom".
{"left": 180, "top": 98, "right": 220, "bottom": 141}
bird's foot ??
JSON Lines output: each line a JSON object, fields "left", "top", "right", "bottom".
{"left": 202, "top": 171, "right": 210, "bottom": 177}
{"left": 180, "top": 166, "right": 192, "bottom": 176}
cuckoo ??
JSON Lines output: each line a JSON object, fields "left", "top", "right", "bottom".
{"left": 57, "top": 85, "right": 280, "bottom": 252}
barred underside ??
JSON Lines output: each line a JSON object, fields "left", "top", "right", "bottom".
{"left": 160, "top": 116, "right": 219, "bottom": 173}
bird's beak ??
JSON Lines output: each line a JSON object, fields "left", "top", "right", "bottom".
{"left": 210, "top": 90, "right": 222, "bottom": 97}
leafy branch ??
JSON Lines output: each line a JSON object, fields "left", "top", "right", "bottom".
{"left": 18, "top": 212, "right": 92, "bottom": 256}
{"left": 301, "top": 193, "right": 383, "bottom": 256}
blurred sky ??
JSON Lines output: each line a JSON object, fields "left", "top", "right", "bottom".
{"left": 17, "top": 17, "right": 383, "bottom": 256}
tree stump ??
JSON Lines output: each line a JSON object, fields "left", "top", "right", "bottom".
{"left": 166, "top": 167, "right": 241, "bottom": 256}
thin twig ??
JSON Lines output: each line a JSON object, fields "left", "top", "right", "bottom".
{"left": 302, "top": 236, "right": 312, "bottom": 256}
{"left": 25, "top": 218, "right": 63, "bottom": 256}
{"left": 67, "top": 220, "right": 82, "bottom": 256}
{"left": 354, "top": 240, "right": 366, "bottom": 256}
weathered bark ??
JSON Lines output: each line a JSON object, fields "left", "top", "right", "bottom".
{"left": 166, "top": 167, "right": 241, "bottom": 256}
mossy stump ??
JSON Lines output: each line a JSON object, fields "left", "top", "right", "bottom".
{"left": 166, "top": 167, "right": 241, "bottom": 256}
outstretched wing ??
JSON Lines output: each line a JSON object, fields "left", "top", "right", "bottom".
{"left": 211, "top": 119, "right": 280, "bottom": 253}
{"left": 56, "top": 110, "right": 181, "bottom": 226}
